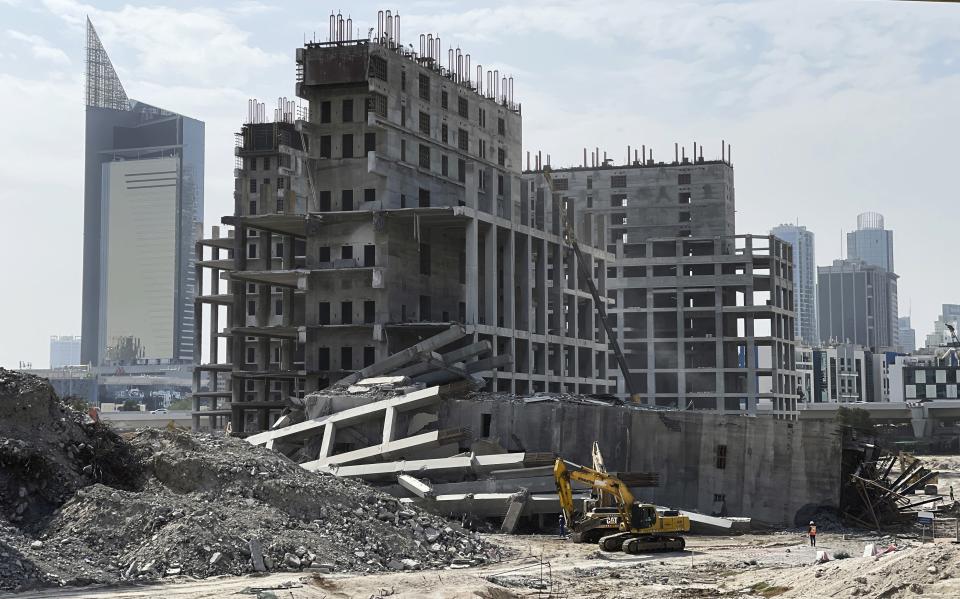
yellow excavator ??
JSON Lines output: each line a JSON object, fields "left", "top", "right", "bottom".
{"left": 554, "top": 457, "right": 690, "bottom": 553}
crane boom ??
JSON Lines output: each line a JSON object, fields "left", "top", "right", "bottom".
{"left": 541, "top": 166, "right": 638, "bottom": 398}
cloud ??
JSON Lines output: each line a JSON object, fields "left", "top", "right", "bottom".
{"left": 41, "top": 0, "right": 285, "bottom": 85}
{"left": 6, "top": 29, "right": 69, "bottom": 64}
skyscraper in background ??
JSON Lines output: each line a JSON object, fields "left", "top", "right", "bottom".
{"left": 847, "top": 212, "right": 894, "bottom": 271}
{"left": 925, "top": 304, "right": 960, "bottom": 349}
{"left": 817, "top": 259, "right": 898, "bottom": 350}
{"left": 49, "top": 336, "right": 82, "bottom": 369}
{"left": 844, "top": 212, "right": 898, "bottom": 349}
{"left": 898, "top": 317, "right": 916, "bottom": 354}
{"left": 80, "top": 18, "right": 204, "bottom": 366}
{"left": 771, "top": 224, "right": 817, "bottom": 345}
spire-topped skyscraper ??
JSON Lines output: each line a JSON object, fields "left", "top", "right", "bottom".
{"left": 81, "top": 19, "right": 204, "bottom": 367}
{"left": 84, "top": 17, "right": 128, "bottom": 110}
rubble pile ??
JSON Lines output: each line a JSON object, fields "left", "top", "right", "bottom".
{"left": 0, "top": 369, "right": 501, "bottom": 592}
{"left": 737, "top": 542, "right": 960, "bottom": 598}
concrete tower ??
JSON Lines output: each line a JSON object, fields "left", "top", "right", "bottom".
{"left": 771, "top": 224, "right": 817, "bottom": 345}
{"left": 81, "top": 18, "right": 204, "bottom": 366}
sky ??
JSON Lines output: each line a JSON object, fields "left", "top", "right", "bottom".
{"left": 1, "top": 0, "right": 959, "bottom": 368}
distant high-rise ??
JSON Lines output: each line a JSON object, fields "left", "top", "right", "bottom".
{"left": 771, "top": 224, "right": 817, "bottom": 344}
{"left": 898, "top": 317, "right": 916, "bottom": 354}
{"left": 80, "top": 18, "right": 204, "bottom": 366}
{"left": 818, "top": 259, "right": 898, "bottom": 350}
{"left": 843, "top": 212, "right": 898, "bottom": 349}
{"left": 49, "top": 336, "right": 82, "bottom": 368}
{"left": 925, "top": 304, "right": 960, "bottom": 348}
{"left": 847, "top": 212, "right": 894, "bottom": 272}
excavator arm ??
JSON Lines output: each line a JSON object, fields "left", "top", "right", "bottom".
{"left": 554, "top": 458, "right": 636, "bottom": 530}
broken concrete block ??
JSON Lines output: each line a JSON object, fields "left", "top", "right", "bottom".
{"left": 283, "top": 553, "right": 301, "bottom": 569}
{"left": 209, "top": 552, "right": 223, "bottom": 565}
{"left": 386, "top": 559, "right": 404, "bottom": 570}
{"left": 248, "top": 538, "right": 266, "bottom": 572}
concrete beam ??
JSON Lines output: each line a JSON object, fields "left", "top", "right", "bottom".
{"left": 357, "top": 376, "right": 410, "bottom": 386}
{"left": 301, "top": 428, "right": 467, "bottom": 471}
{"left": 465, "top": 353, "right": 513, "bottom": 374}
{"left": 334, "top": 324, "right": 466, "bottom": 386}
{"left": 398, "top": 474, "right": 434, "bottom": 498}
{"left": 398, "top": 492, "right": 580, "bottom": 518}
{"left": 246, "top": 385, "right": 444, "bottom": 446}
{"left": 501, "top": 490, "right": 530, "bottom": 533}
{"left": 316, "top": 452, "right": 533, "bottom": 480}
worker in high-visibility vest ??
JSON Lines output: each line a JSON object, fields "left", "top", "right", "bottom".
{"left": 808, "top": 521, "right": 817, "bottom": 547}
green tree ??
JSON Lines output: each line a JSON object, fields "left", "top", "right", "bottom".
{"left": 168, "top": 397, "right": 191, "bottom": 410}
{"left": 120, "top": 399, "right": 141, "bottom": 412}
{"left": 836, "top": 406, "right": 875, "bottom": 433}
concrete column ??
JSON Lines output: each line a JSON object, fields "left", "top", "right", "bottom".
{"left": 319, "top": 423, "right": 336, "bottom": 458}
{"left": 465, "top": 218, "right": 479, "bottom": 325}
{"left": 503, "top": 228, "right": 515, "bottom": 329}
{"left": 518, "top": 234, "right": 530, "bottom": 331}
{"left": 484, "top": 223, "right": 497, "bottom": 327}
{"left": 536, "top": 239, "right": 547, "bottom": 335}
{"left": 383, "top": 406, "right": 398, "bottom": 442}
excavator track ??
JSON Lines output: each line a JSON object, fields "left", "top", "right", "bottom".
{"left": 598, "top": 532, "right": 631, "bottom": 552}
{"left": 622, "top": 535, "right": 685, "bottom": 554}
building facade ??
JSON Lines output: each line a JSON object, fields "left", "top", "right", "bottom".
{"left": 526, "top": 161, "right": 797, "bottom": 418}
{"left": 192, "top": 23, "right": 612, "bottom": 431}
{"left": 771, "top": 224, "right": 817, "bottom": 345}
{"left": 898, "top": 316, "right": 917, "bottom": 354}
{"left": 81, "top": 18, "right": 204, "bottom": 367}
{"left": 817, "top": 259, "right": 898, "bottom": 351}
{"left": 49, "top": 335, "right": 82, "bottom": 369}
{"left": 844, "top": 211, "right": 898, "bottom": 349}
{"left": 847, "top": 212, "right": 894, "bottom": 272}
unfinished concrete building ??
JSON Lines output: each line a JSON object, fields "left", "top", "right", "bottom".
{"left": 524, "top": 157, "right": 799, "bottom": 418}
{"left": 192, "top": 16, "right": 613, "bottom": 431}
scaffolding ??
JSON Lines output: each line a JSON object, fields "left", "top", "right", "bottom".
{"left": 85, "top": 17, "right": 129, "bottom": 110}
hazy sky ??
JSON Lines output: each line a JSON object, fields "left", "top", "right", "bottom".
{"left": 1, "top": 0, "right": 959, "bottom": 368}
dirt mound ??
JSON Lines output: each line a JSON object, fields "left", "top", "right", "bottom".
{"left": 733, "top": 542, "right": 960, "bottom": 598}
{"left": 0, "top": 368, "right": 139, "bottom": 531}
{"left": 0, "top": 370, "right": 502, "bottom": 592}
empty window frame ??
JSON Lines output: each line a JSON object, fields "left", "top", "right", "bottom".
{"left": 418, "top": 73, "right": 430, "bottom": 101}
{"left": 419, "top": 111, "right": 430, "bottom": 135}
{"left": 715, "top": 444, "right": 727, "bottom": 469}
{"left": 369, "top": 55, "right": 387, "bottom": 81}
{"left": 367, "top": 92, "right": 387, "bottom": 117}
{"left": 419, "top": 144, "right": 430, "bottom": 169}
{"left": 419, "top": 243, "right": 431, "bottom": 275}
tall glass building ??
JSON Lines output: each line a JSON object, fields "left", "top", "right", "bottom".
{"left": 80, "top": 18, "right": 204, "bottom": 366}
{"left": 771, "top": 224, "right": 818, "bottom": 345}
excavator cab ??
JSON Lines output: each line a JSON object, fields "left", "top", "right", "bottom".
{"left": 631, "top": 504, "right": 657, "bottom": 530}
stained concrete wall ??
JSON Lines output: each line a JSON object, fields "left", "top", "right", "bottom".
{"left": 439, "top": 398, "right": 841, "bottom": 526}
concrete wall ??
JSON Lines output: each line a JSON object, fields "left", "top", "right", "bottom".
{"left": 439, "top": 398, "right": 841, "bottom": 526}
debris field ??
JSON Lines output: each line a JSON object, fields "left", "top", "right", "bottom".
{"left": 0, "top": 369, "right": 501, "bottom": 592}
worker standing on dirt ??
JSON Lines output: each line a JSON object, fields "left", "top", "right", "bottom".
{"left": 808, "top": 521, "right": 817, "bottom": 547}
{"left": 559, "top": 513, "right": 566, "bottom": 538}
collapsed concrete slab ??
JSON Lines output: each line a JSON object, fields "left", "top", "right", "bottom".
{"left": 316, "top": 453, "right": 549, "bottom": 480}
{"left": 398, "top": 474, "right": 434, "bottom": 498}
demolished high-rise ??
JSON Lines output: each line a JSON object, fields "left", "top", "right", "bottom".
{"left": 192, "top": 16, "right": 613, "bottom": 431}
{"left": 524, "top": 153, "right": 799, "bottom": 418}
